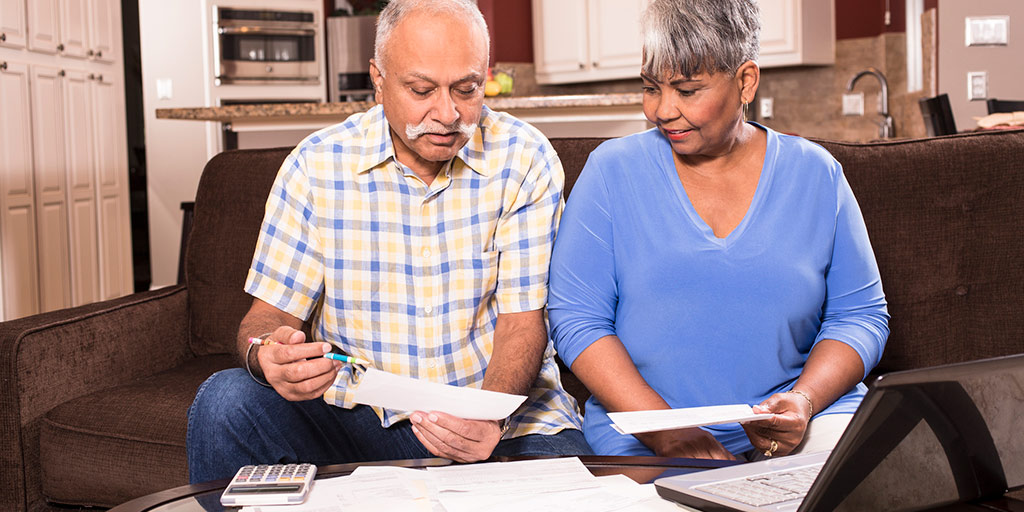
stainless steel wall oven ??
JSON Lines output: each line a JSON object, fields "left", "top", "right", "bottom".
{"left": 214, "top": 8, "right": 319, "bottom": 84}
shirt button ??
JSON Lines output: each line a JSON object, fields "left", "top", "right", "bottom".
{"left": 422, "top": 248, "right": 431, "bottom": 258}
{"left": 424, "top": 305, "right": 433, "bottom": 314}
{"left": 428, "top": 360, "right": 437, "bottom": 368}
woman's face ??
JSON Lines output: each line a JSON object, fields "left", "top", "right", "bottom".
{"left": 641, "top": 68, "right": 746, "bottom": 158}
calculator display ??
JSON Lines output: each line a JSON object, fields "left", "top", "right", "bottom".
{"left": 227, "top": 484, "right": 302, "bottom": 494}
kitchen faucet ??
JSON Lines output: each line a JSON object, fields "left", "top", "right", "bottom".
{"left": 847, "top": 68, "right": 894, "bottom": 139}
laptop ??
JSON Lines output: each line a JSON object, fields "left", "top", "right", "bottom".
{"left": 655, "top": 353, "right": 1024, "bottom": 511}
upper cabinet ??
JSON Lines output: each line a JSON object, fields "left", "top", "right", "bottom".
{"left": 23, "top": 0, "right": 116, "bottom": 60}
{"left": 757, "top": 0, "right": 834, "bottom": 67}
{"left": 532, "top": 0, "right": 645, "bottom": 84}
{"left": 0, "top": 0, "right": 28, "bottom": 49}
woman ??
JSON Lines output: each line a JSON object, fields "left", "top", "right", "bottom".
{"left": 548, "top": 0, "right": 889, "bottom": 460}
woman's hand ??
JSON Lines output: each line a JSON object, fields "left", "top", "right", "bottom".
{"left": 638, "top": 428, "right": 736, "bottom": 460}
{"left": 742, "top": 391, "right": 812, "bottom": 457}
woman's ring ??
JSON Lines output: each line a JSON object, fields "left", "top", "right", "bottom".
{"left": 763, "top": 439, "right": 779, "bottom": 457}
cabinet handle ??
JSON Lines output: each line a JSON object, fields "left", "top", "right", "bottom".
{"left": 1, "top": 62, "right": 7, "bottom": 71}
{"left": 88, "top": 73, "right": 95, "bottom": 80}
{"left": 578, "top": 62, "right": 585, "bottom": 69}
{"left": 57, "top": 43, "right": 65, "bottom": 51}
{"left": 88, "top": 49, "right": 94, "bottom": 56}
{"left": 96, "top": 50, "right": 103, "bottom": 58}
{"left": 58, "top": 69, "right": 65, "bottom": 77}
{"left": 593, "top": 62, "right": 599, "bottom": 68}
{"left": 96, "top": 74, "right": 103, "bottom": 82}
{"left": 1, "top": 33, "right": 6, "bottom": 42}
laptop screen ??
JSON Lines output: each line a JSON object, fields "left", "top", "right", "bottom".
{"left": 803, "top": 353, "right": 1024, "bottom": 511}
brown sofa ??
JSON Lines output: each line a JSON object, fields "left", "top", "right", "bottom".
{"left": 2, "top": 128, "right": 1023, "bottom": 511}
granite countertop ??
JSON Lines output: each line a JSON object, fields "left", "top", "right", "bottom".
{"left": 155, "top": 93, "right": 643, "bottom": 122}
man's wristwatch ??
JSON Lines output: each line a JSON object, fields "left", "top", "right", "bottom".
{"left": 498, "top": 416, "right": 512, "bottom": 438}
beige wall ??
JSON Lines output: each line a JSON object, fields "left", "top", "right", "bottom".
{"left": 139, "top": 0, "right": 217, "bottom": 288}
{"left": 938, "top": 0, "right": 1024, "bottom": 131}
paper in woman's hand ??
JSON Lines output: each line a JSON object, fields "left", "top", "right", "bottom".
{"left": 607, "top": 404, "right": 773, "bottom": 434}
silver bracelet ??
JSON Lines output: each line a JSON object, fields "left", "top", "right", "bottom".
{"left": 244, "top": 333, "right": 273, "bottom": 388}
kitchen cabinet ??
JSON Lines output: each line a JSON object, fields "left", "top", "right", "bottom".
{"left": 0, "top": 0, "right": 131, "bottom": 320}
{"left": 0, "top": 0, "right": 27, "bottom": 49}
{"left": 532, "top": 0, "right": 645, "bottom": 84}
{"left": 757, "top": 0, "right": 834, "bottom": 67}
{"left": 0, "top": 60, "right": 41, "bottom": 319}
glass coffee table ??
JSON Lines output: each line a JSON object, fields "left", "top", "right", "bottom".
{"left": 108, "top": 455, "right": 733, "bottom": 512}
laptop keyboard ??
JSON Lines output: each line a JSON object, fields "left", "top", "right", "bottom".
{"left": 693, "top": 463, "right": 824, "bottom": 507}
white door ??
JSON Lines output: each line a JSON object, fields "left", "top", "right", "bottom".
{"left": 91, "top": 73, "right": 132, "bottom": 299}
{"left": 0, "top": 60, "right": 41, "bottom": 320}
{"left": 61, "top": 68, "right": 101, "bottom": 306}
{"left": 27, "top": 0, "right": 60, "bottom": 54}
{"left": 587, "top": 0, "right": 644, "bottom": 71}
{"left": 59, "top": 0, "right": 90, "bottom": 59}
{"left": 0, "top": 0, "right": 28, "bottom": 49}
{"left": 29, "top": 65, "right": 72, "bottom": 313}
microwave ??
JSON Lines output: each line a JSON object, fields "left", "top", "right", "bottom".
{"left": 213, "top": 8, "right": 320, "bottom": 85}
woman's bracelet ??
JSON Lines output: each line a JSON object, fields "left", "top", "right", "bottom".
{"left": 786, "top": 389, "right": 814, "bottom": 418}
{"left": 244, "top": 332, "right": 274, "bottom": 388}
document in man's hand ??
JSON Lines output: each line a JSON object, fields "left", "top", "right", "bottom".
{"left": 608, "top": 404, "right": 773, "bottom": 434}
{"left": 351, "top": 368, "right": 527, "bottom": 420}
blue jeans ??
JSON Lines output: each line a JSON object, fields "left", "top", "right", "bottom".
{"left": 187, "top": 368, "right": 592, "bottom": 484}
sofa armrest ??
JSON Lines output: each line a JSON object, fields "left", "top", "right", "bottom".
{"left": 0, "top": 285, "right": 192, "bottom": 511}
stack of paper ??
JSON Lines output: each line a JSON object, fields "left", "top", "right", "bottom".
{"left": 240, "top": 457, "right": 685, "bottom": 512}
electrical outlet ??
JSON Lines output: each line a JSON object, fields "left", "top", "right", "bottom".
{"left": 966, "top": 16, "right": 1009, "bottom": 46}
{"left": 842, "top": 93, "right": 864, "bottom": 116}
{"left": 156, "top": 78, "right": 173, "bottom": 100}
{"left": 967, "top": 71, "right": 988, "bottom": 101}
{"left": 760, "top": 97, "right": 774, "bottom": 119}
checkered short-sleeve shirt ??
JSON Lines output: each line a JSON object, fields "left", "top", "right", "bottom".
{"left": 244, "top": 105, "right": 582, "bottom": 437}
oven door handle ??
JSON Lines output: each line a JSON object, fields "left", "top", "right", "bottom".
{"left": 218, "top": 27, "right": 316, "bottom": 36}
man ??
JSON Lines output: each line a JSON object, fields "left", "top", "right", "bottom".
{"left": 187, "top": 0, "right": 590, "bottom": 484}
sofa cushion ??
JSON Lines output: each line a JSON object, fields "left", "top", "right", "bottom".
{"left": 39, "top": 355, "right": 235, "bottom": 507}
{"left": 186, "top": 148, "right": 291, "bottom": 356}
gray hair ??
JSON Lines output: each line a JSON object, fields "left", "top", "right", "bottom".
{"left": 374, "top": 0, "right": 490, "bottom": 76}
{"left": 641, "top": 0, "right": 760, "bottom": 78}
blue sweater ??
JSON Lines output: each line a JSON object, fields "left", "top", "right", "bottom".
{"left": 548, "top": 125, "right": 889, "bottom": 456}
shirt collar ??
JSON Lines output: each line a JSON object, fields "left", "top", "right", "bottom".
{"left": 355, "top": 104, "right": 496, "bottom": 178}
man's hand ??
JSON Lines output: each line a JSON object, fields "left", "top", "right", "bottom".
{"left": 638, "top": 427, "right": 736, "bottom": 461}
{"left": 258, "top": 326, "right": 341, "bottom": 401}
{"left": 409, "top": 411, "right": 503, "bottom": 462}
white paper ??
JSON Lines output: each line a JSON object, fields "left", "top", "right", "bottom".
{"left": 352, "top": 368, "right": 527, "bottom": 420}
{"left": 427, "top": 457, "right": 599, "bottom": 494}
{"left": 608, "top": 404, "right": 773, "bottom": 434}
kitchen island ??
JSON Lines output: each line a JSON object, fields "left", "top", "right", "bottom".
{"left": 155, "top": 93, "right": 647, "bottom": 149}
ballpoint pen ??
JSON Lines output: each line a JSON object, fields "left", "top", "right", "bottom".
{"left": 247, "top": 337, "right": 373, "bottom": 366}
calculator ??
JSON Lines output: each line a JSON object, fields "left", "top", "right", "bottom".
{"left": 219, "top": 463, "right": 317, "bottom": 506}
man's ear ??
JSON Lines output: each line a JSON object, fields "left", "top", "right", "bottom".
{"left": 735, "top": 60, "right": 760, "bottom": 105}
{"left": 369, "top": 59, "right": 384, "bottom": 102}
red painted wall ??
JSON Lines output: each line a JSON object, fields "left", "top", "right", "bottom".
{"left": 478, "top": 0, "right": 534, "bottom": 63}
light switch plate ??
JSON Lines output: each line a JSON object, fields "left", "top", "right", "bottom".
{"left": 967, "top": 71, "right": 988, "bottom": 101}
{"left": 842, "top": 93, "right": 864, "bottom": 116}
{"left": 759, "top": 97, "right": 773, "bottom": 119}
{"left": 156, "top": 78, "right": 173, "bottom": 100}
{"left": 966, "top": 16, "right": 1009, "bottom": 46}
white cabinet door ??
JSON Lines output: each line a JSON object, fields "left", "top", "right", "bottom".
{"left": 758, "top": 0, "right": 833, "bottom": 67}
{"left": 533, "top": 0, "right": 645, "bottom": 84}
{"left": 60, "top": 0, "right": 90, "bottom": 59}
{"left": 587, "top": 0, "right": 643, "bottom": 71}
{"left": 0, "top": 0, "right": 27, "bottom": 49}
{"left": 29, "top": 65, "right": 73, "bottom": 313}
{"left": 27, "top": 0, "right": 60, "bottom": 54}
{"left": 89, "top": 0, "right": 116, "bottom": 62}
{"left": 531, "top": 0, "right": 588, "bottom": 77}
{"left": 91, "top": 74, "right": 132, "bottom": 299}
{"left": 61, "top": 68, "right": 101, "bottom": 306}
{"left": 0, "top": 60, "right": 41, "bottom": 320}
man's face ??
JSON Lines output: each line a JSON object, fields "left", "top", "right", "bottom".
{"left": 370, "top": 11, "right": 488, "bottom": 176}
